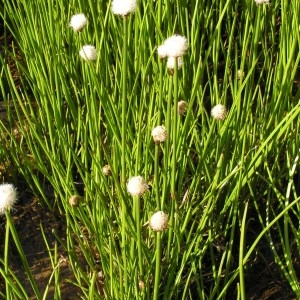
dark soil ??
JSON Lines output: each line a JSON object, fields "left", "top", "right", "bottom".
{"left": 0, "top": 185, "right": 83, "bottom": 300}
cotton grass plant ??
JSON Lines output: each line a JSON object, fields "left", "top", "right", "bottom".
{"left": 1, "top": 0, "right": 300, "bottom": 299}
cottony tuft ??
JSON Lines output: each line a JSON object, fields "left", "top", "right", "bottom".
{"left": 69, "top": 13, "right": 87, "bottom": 32}
{"left": 255, "top": 0, "right": 270, "bottom": 5}
{"left": 127, "top": 176, "right": 148, "bottom": 196}
{"left": 150, "top": 211, "right": 169, "bottom": 232}
{"left": 0, "top": 183, "right": 17, "bottom": 215}
{"left": 162, "top": 35, "right": 188, "bottom": 58}
{"left": 151, "top": 126, "right": 168, "bottom": 143}
{"left": 79, "top": 45, "right": 97, "bottom": 61}
{"left": 157, "top": 45, "right": 168, "bottom": 59}
{"left": 111, "top": 0, "right": 137, "bottom": 16}
{"left": 102, "top": 165, "right": 111, "bottom": 176}
{"left": 211, "top": 104, "right": 227, "bottom": 120}
{"left": 177, "top": 100, "right": 188, "bottom": 115}
{"left": 167, "top": 56, "right": 183, "bottom": 70}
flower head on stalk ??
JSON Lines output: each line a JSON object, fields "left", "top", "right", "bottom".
{"left": 255, "top": 0, "right": 270, "bottom": 5}
{"left": 111, "top": 0, "right": 137, "bottom": 17}
{"left": 158, "top": 34, "right": 188, "bottom": 58}
{"left": 102, "top": 165, "right": 111, "bottom": 176}
{"left": 69, "top": 13, "right": 87, "bottom": 32}
{"left": 167, "top": 56, "right": 183, "bottom": 71}
{"left": 0, "top": 184, "right": 18, "bottom": 215}
{"left": 157, "top": 45, "right": 168, "bottom": 59}
{"left": 211, "top": 104, "right": 227, "bottom": 120}
{"left": 79, "top": 45, "right": 97, "bottom": 61}
{"left": 150, "top": 211, "right": 169, "bottom": 232}
{"left": 127, "top": 176, "right": 148, "bottom": 196}
{"left": 177, "top": 100, "right": 188, "bottom": 115}
{"left": 151, "top": 125, "right": 168, "bottom": 143}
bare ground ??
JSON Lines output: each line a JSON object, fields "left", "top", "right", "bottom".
{"left": 0, "top": 185, "right": 83, "bottom": 300}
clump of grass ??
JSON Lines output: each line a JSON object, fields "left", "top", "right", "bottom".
{"left": 1, "top": 0, "right": 300, "bottom": 299}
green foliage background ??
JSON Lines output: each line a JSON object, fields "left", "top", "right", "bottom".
{"left": 1, "top": 0, "right": 300, "bottom": 299}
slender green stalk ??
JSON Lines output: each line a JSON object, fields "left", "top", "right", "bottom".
{"left": 171, "top": 58, "right": 179, "bottom": 198}
{"left": 121, "top": 16, "right": 128, "bottom": 188}
{"left": 121, "top": 15, "right": 129, "bottom": 297}
{"left": 166, "top": 59, "right": 179, "bottom": 262}
{"left": 4, "top": 217, "right": 10, "bottom": 299}
{"left": 239, "top": 202, "right": 248, "bottom": 300}
{"left": 154, "top": 54, "right": 164, "bottom": 210}
{"left": 5, "top": 212, "right": 41, "bottom": 299}
{"left": 136, "top": 195, "right": 143, "bottom": 278}
{"left": 153, "top": 232, "right": 162, "bottom": 300}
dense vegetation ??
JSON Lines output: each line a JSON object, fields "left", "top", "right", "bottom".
{"left": 1, "top": 0, "right": 300, "bottom": 299}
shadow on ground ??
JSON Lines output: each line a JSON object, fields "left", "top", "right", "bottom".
{"left": 0, "top": 185, "right": 83, "bottom": 300}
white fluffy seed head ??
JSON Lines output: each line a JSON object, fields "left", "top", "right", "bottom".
{"left": 163, "top": 35, "right": 188, "bottom": 58}
{"left": 79, "top": 45, "right": 97, "bottom": 61}
{"left": 151, "top": 125, "right": 168, "bottom": 143}
{"left": 157, "top": 44, "right": 168, "bottom": 59}
{"left": 69, "top": 13, "right": 87, "bottom": 32}
{"left": 127, "top": 176, "right": 148, "bottom": 196}
{"left": 111, "top": 0, "right": 137, "bottom": 16}
{"left": 177, "top": 100, "right": 188, "bottom": 115}
{"left": 0, "top": 183, "right": 17, "bottom": 215}
{"left": 150, "top": 211, "right": 168, "bottom": 232}
{"left": 167, "top": 56, "right": 183, "bottom": 70}
{"left": 211, "top": 104, "right": 227, "bottom": 120}
{"left": 255, "top": 0, "right": 270, "bottom": 5}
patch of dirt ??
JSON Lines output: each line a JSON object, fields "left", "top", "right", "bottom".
{"left": 244, "top": 215, "right": 298, "bottom": 300}
{"left": 0, "top": 185, "right": 83, "bottom": 299}
{"left": 246, "top": 261, "right": 295, "bottom": 300}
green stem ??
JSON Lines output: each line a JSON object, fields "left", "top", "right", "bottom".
{"left": 171, "top": 59, "right": 179, "bottom": 199}
{"left": 121, "top": 17, "right": 128, "bottom": 186}
{"left": 121, "top": 16, "right": 128, "bottom": 296}
{"left": 154, "top": 145, "right": 161, "bottom": 210}
{"left": 6, "top": 212, "right": 41, "bottom": 299}
{"left": 155, "top": 61, "right": 164, "bottom": 210}
{"left": 136, "top": 196, "right": 143, "bottom": 278}
{"left": 163, "top": 70, "right": 173, "bottom": 210}
{"left": 153, "top": 232, "right": 162, "bottom": 300}
{"left": 239, "top": 202, "right": 248, "bottom": 300}
{"left": 4, "top": 216, "right": 10, "bottom": 299}
{"left": 167, "top": 60, "right": 179, "bottom": 260}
